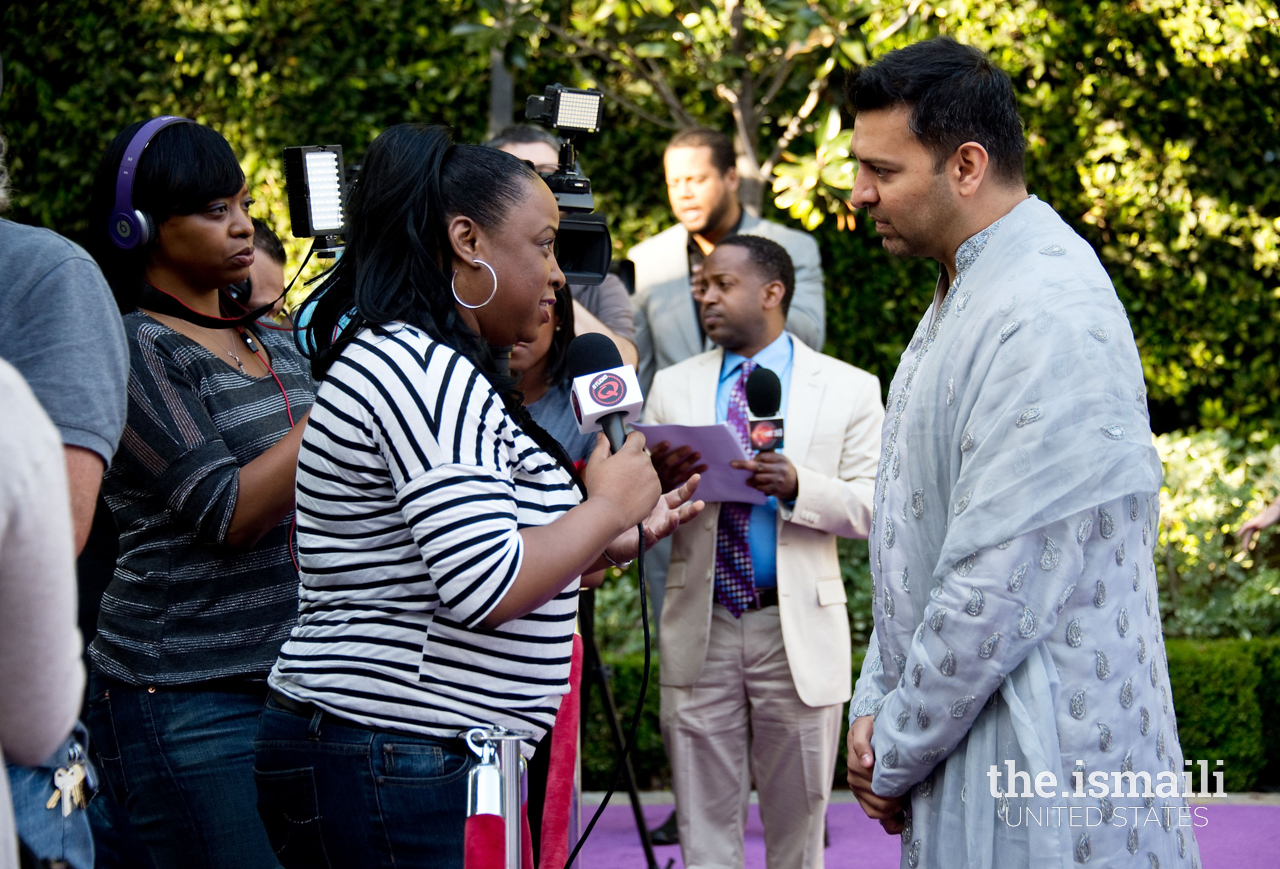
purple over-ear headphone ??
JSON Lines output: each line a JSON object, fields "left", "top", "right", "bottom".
{"left": 107, "top": 116, "right": 194, "bottom": 249}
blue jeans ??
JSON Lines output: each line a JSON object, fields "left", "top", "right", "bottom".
{"left": 253, "top": 695, "right": 475, "bottom": 868}
{"left": 5, "top": 725, "right": 95, "bottom": 869}
{"left": 83, "top": 671, "right": 280, "bottom": 869}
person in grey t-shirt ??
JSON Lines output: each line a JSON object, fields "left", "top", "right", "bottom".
{"left": 0, "top": 200, "right": 128, "bottom": 554}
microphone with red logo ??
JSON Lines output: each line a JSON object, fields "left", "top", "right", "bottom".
{"left": 745, "top": 367, "right": 784, "bottom": 452}
{"left": 566, "top": 333, "right": 644, "bottom": 454}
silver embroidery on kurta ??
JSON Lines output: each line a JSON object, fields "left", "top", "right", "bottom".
{"left": 940, "top": 649, "right": 956, "bottom": 676}
{"left": 1059, "top": 585, "right": 1077, "bottom": 612}
{"left": 1009, "top": 563, "right": 1028, "bottom": 592}
{"left": 1074, "top": 832, "right": 1091, "bottom": 864}
{"left": 1100, "top": 509, "right": 1115, "bottom": 538}
{"left": 1096, "top": 650, "right": 1111, "bottom": 680}
{"left": 978, "top": 633, "right": 1000, "bottom": 659}
{"left": 1070, "top": 689, "right": 1086, "bottom": 719}
{"left": 1120, "top": 678, "right": 1134, "bottom": 708}
{"left": 1019, "top": 607, "right": 1038, "bottom": 639}
{"left": 966, "top": 587, "right": 984, "bottom": 616}
{"left": 1016, "top": 407, "right": 1044, "bottom": 428}
{"left": 1041, "top": 538, "right": 1060, "bottom": 570}
{"left": 1066, "top": 618, "right": 1083, "bottom": 647}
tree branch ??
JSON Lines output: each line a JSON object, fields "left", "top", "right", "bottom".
{"left": 760, "top": 84, "right": 822, "bottom": 178}
{"left": 758, "top": 0, "right": 925, "bottom": 177}
{"left": 759, "top": 56, "right": 796, "bottom": 108}
{"left": 540, "top": 18, "right": 694, "bottom": 127}
{"left": 716, "top": 83, "right": 762, "bottom": 176}
{"left": 569, "top": 58, "right": 680, "bottom": 129}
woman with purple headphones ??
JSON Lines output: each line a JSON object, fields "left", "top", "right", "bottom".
{"left": 83, "top": 117, "right": 313, "bottom": 868}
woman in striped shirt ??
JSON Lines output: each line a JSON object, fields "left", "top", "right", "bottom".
{"left": 82, "top": 120, "right": 314, "bottom": 867}
{"left": 255, "top": 124, "right": 701, "bottom": 868}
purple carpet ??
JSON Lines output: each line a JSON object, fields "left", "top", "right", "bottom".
{"left": 576, "top": 801, "right": 1280, "bottom": 867}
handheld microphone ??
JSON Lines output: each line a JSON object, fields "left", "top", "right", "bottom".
{"left": 566, "top": 333, "right": 644, "bottom": 453}
{"left": 745, "top": 367, "right": 784, "bottom": 452}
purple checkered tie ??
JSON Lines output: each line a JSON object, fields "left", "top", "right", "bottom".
{"left": 715, "top": 360, "right": 758, "bottom": 617}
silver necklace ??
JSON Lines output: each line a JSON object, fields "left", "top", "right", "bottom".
{"left": 202, "top": 326, "right": 247, "bottom": 374}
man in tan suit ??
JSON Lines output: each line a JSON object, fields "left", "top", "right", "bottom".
{"left": 644, "top": 235, "right": 883, "bottom": 869}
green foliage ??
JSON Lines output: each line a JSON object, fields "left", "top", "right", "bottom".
{"left": 7, "top": 2, "right": 1278, "bottom": 439}
{"left": 581, "top": 651, "right": 667, "bottom": 790}
{"left": 2, "top": 0, "right": 490, "bottom": 279}
{"left": 772, "top": 106, "right": 855, "bottom": 231}
{"left": 918, "top": 1, "right": 1280, "bottom": 435}
{"left": 1165, "top": 638, "right": 1267, "bottom": 792}
{"left": 1155, "top": 429, "right": 1280, "bottom": 638}
{"left": 1250, "top": 638, "right": 1280, "bottom": 784}
{"left": 839, "top": 536, "right": 874, "bottom": 648}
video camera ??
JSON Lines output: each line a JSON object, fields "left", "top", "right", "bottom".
{"left": 524, "top": 84, "right": 612, "bottom": 286}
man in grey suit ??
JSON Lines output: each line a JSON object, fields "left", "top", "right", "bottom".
{"left": 629, "top": 127, "right": 827, "bottom": 847}
{"left": 629, "top": 128, "right": 826, "bottom": 395}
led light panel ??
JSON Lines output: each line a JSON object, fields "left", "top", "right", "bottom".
{"left": 554, "top": 91, "right": 603, "bottom": 133}
{"left": 304, "top": 151, "right": 343, "bottom": 232}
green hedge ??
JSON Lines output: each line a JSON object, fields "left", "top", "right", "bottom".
{"left": 585, "top": 640, "right": 1280, "bottom": 792}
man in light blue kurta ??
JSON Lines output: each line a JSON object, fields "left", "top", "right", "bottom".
{"left": 843, "top": 39, "right": 1201, "bottom": 869}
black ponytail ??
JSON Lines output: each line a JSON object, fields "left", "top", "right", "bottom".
{"left": 306, "top": 124, "right": 584, "bottom": 482}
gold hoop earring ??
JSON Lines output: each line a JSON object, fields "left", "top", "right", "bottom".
{"left": 452, "top": 259, "right": 498, "bottom": 309}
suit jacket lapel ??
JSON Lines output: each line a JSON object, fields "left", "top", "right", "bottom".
{"left": 688, "top": 349, "right": 722, "bottom": 426}
{"left": 785, "top": 337, "right": 824, "bottom": 467}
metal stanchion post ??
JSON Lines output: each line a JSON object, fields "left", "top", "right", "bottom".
{"left": 466, "top": 727, "right": 534, "bottom": 868}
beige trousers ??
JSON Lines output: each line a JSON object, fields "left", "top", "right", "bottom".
{"left": 660, "top": 604, "right": 842, "bottom": 869}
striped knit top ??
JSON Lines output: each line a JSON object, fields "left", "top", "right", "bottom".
{"left": 268, "top": 323, "right": 582, "bottom": 748}
{"left": 90, "top": 312, "right": 314, "bottom": 685}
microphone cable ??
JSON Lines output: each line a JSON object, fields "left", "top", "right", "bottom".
{"left": 564, "top": 521, "right": 651, "bottom": 868}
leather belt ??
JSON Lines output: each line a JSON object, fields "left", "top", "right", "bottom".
{"left": 266, "top": 689, "right": 467, "bottom": 750}
{"left": 267, "top": 688, "right": 384, "bottom": 735}
{"left": 743, "top": 587, "right": 779, "bottom": 610}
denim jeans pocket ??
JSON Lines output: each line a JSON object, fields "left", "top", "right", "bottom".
{"left": 254, "top": 766, "right": 332, "bottom": 867}
{"left": 84, "top": 686, "right": 129, "bottom": 804}
{"left": 374, "top": 739, "right": 471, "bottom": 785}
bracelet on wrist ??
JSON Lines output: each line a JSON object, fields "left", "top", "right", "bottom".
{"left": 603, "top": 548, "right": 634, "bottom": 570}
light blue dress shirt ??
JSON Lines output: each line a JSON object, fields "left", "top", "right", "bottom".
{"left": 715, "top": 332, "right": 793, "bottom": 589}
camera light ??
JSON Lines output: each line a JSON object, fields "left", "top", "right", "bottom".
{"left": 554, "top": 90, "right": 603, "bottom": 133}
{"left": 283, "top": 145, "right": 347, "bottom": 239}
{"left": 304, "top": 151, "right": 343, "bottom": 232}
